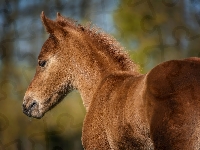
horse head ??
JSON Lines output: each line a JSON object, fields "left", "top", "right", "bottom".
{"left": 23, "top": 12, "right": 84, "bottom": 118}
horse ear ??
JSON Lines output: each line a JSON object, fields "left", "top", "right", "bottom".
{"left": 56, "top": 12, "right": 66, "bottom": 26}
{"left": 56, "top": 12, "right": 70, "bottom": 27}
{"left": 40, "top": 11, "right": 66, "bottom": 37}
{"left": 56, "top": 12, "right": 78, "bottom": 29}
{"left": 56, "top": 12, "right": 62, "bottom": 21}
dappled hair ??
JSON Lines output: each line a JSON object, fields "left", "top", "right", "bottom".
{"left": 56, "top": 13, "right": 138, "bottom": 73}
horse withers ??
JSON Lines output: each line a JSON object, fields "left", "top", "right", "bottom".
{"left": 23, "top": 12, "right": 200, "bottom": 149}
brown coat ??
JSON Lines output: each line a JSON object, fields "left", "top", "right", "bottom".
{"left": 83, "top": 58, "right": 200, "bottom": 149}
{"left": 23, "top": 12, "right": 200, "bottom": 149}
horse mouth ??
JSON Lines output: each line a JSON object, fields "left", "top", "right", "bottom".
{"left": 23, "top": 101, "right": 43, "bottom": 119}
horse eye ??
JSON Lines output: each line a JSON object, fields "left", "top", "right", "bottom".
{"left": 38, "top": 60, "right": 46, "bottom": 67}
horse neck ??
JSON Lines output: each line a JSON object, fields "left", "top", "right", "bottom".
{"left": 70, "top": 36, "right": 137, "bottom": 111}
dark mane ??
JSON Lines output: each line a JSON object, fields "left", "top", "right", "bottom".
{"left": 56, "top": 15, "right": 138, "bottom": 73}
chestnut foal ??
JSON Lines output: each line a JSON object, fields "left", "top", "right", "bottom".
{"left": 23, "top": 12, "right": 200, "bottom": 149}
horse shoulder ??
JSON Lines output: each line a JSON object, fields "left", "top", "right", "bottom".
{"left": 83, "top": 72, "right": 154, "bottom": 149}
{"left": 82, "top": 73, "right": 132, "bottom": 149}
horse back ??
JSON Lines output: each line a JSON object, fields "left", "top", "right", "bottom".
{"left": 146, "top": 57, "right": 200, "bottom": 149}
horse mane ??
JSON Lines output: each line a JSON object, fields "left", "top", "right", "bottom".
{"left": 56, "top": 14, "right": 138, "bottom": 73}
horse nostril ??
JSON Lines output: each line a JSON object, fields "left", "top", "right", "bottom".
{"left": 29, "top": 101, "right": 38, "bottom": 110}
{"left": 30, "top": 102, "right": 37, "bottom": 108}
{"left": 22, "top": 101, "right": 38, "bottom": 116}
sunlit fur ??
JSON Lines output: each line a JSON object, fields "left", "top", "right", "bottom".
{"left": 23, "top": 12, "right": 200, "bottom": 149}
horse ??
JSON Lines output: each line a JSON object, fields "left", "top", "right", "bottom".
{"left": 23, "top": 12, "right": 200, "bottom": 149}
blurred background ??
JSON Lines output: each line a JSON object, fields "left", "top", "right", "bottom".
{"left": 0, "top": 0, "right": 200, "bottom": 149}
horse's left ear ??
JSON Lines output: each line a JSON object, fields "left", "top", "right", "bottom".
{"left": 56, "top": 12, "right": 73, "bottom": 27}
{"left": 41, "top": 11, "right": 66, "bottom": 38}
{"left": 56, "top": 12, "right": 63, "bottom": 22}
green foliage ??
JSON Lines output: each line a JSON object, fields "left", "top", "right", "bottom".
{"left": 113, "top": 0, "right": 200, "bottom": 73}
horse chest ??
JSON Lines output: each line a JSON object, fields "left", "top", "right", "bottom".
{"left": 83, "top": 94, "right": 153, "bottom": 150}
{"left": 102, "top": 88, "right": 153, "bottom": 149}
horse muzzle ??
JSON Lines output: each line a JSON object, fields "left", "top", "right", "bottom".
{"left": 22, "top": 97, "right": 42, "bottom": 119}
